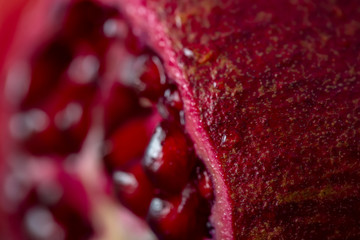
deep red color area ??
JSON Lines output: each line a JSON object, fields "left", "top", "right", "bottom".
{"left": 143, "top": 121, "right": 195, "bottom": 193}
{"left": 22, "top": 80, "right": 96, "bottom": 155}
{"left": 5, "top": 160, "right": 93, "bottom": 240}
{"left": 157, "top": 84, "right": 184, "bottom": 121}
{"left": 113, "top": 162, "right": 155, "bottom": 217}
{"left": 102, "top": 83, "right": 141, "bottom": 135}
{"left": 141, "top": 0, "right": 360, "bottom": 239}
{"left": 134, "top": 53, "right": 167, "bottom": 102}
{"left": 103, "top": 116, "right": 155, "bottom": 172}
{"left": 195, "top": 165, "right": 214, "bottom": 201}
{"left": 147, "top": 184, "right": 211, "bottom": 240}
{"left": 21, "top": 38, "right": 73, "bottom": 110}
{"left": 0, "top": 1, "right": 215, "bottom": 239}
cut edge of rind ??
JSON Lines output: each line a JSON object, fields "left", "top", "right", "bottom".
{"left": 113, "top": 0, "right": 234, "bottom": 239}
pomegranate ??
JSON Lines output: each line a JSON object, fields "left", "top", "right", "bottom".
{"left": 1, "top": 0, "right": 360, "bottom": 240}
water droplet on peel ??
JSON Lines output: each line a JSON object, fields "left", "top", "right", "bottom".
{"left": 221, "top": 135, "right": 227, "bottom": 145}
{"left": 183, "top": 48, "right": 194, "bottom": 57}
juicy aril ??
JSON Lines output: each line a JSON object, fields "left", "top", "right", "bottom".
{"left": 1, "top": 0, "right": 360, "bottom": 239}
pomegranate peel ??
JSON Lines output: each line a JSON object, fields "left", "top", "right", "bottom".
{"left": 119, "top": 0, "right": 360, "bottom": 239}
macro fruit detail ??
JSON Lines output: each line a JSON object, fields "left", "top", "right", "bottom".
{"left": 1, "top": 0, "right": 360, "bottom": 239}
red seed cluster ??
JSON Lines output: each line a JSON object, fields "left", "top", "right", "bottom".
{"left": 99, "top": 10, "right": 215, "bottom": 237}
{"left": 3, "top": 159, "right": 93, "bottom": 240}
{"left": 5, "top": 0, "right": 216, "bottom": 239}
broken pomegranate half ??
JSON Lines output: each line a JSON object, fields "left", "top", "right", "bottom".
{"left": 1, "top": 0, "right": 360, "bottom": 239}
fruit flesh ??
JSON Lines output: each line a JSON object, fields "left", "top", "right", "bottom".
{"left": 1, "top": 1, "right": 215, "bottom": 239}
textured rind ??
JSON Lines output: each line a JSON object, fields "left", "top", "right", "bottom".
{"left": 127, "top": 0, "right": 360, "bottom": 239}
{"left": 114, "top": 0, "right": 234, "bottom": 239}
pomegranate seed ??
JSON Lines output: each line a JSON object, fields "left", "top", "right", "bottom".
{"left": 103, "top": 115, "right": 157, "bottom": 172}
{"left": 103, "top": 18, "right": 128, "bottom": 39}
{"left": 16, "top": 105, "right": 90, "bottom": 156}
{"left": 62, "top": 0, "right": 116, "bottom": 42}
{"left": 195, "top": 165, "right": 214, "bottom": 201}
{"left": 61, "top": 1, "right": 121, "bottom": 60}
{"left": 146, "top": 185, "right": 207, "bottom": 240}
{"left": 23, "top": 206, "right": 65, "bottom": 240}
{"left": 103, "top": 83, "right": 142, "bottom": 136}
{"left": 6, "top": 161, "right": 93, "bottom": 240}
{"left": 21, "top": 38, "right": 73, "bottom": 109}
{"left": 142, "top": 121, "right": 194, "bottom": 193}
{"left": 17, "top": 81, "right": 95, "bottom": 156}
{"left": 5, "top": 2, "right": 218, "bottom": 238}
{"left": 113, "top": 163, "right": 155, "bottom": 218}
{"left": 67, "top": 52, "right": 100, "bottom": 84}
{"left": 124, "top": 28, "right": 145, "bottom": 54}
{"left": 132, "top": 53, "right": 167, "bottom": 102}
{"left": 158, "top": 84, "right": 184, "bottom": 121}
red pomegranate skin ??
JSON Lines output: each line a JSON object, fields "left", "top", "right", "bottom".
{"left": 121, "top": 0, "right": 360, "bottom": 239}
